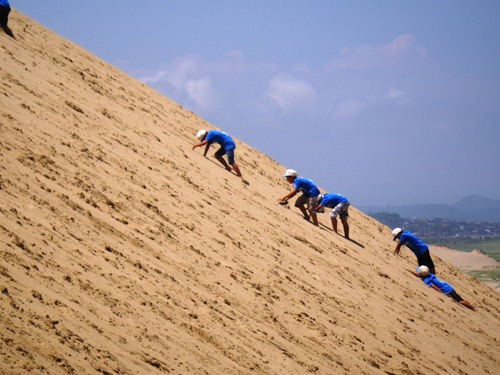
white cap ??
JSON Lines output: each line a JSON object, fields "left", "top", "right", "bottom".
{"left": 196, "top": 129, "right": 207, "bottom": 141}
{"left": 418, "top": 265, "right": 430, "bottom": 277}
{"left": 283, "top": 169, "right": 298, "bottom": 178}
{"left": 392, "top": 227, "right": 402, "bottom": 240}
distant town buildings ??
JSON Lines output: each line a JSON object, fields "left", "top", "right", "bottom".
{"left": 370, "top": 212, "right": 500, "bottom": 239}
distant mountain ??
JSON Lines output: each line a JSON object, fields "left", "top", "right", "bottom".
{"left": 360, "top": 195, "right": 500, "bottom": 222}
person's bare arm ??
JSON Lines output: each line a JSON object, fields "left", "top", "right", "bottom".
{"left": 408, "top": 269, "right": 419, "bottom": 277}
{"left": 192, "top": 140, "right": 208, "bottom": 151}
{"left": 394, "top": 241, "right": 403, "bottom": 255}
{"left": 431, "top": 284, "right": 444, "bottom": 294}
{"left": 278, "top": 188, "right": 298, "bottom": 203}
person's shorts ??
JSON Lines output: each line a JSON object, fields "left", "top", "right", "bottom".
{"left": 215, "top": 146, "right": 235, "bottom": 165}
{"left": 330, "top": 202, "right": 350, "bottom": 219}
{"left": 417, "top": 250, "right": 435, "bottom": 273}
{"left": 447, "top": 290, "right": 463, "bottom": 303}
{"left": 295, "top": 194, "right": 320, "bottom": 213}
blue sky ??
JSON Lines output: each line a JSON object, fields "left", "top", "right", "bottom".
{"left": 15, "top": 1, "right": 500, "bottom": 206}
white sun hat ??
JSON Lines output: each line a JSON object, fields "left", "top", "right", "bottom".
{"left": 196, "top": 129, "right": 207, "bottom": 141}
{"left": 392, "top": 227, "right": 402, "bottom": 240}
{"left": 283, "top": 169, "right": 298, "bottom": 178}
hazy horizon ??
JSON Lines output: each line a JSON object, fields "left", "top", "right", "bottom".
{"left": 360, "top": 193, "right": 500, "bottom": 207}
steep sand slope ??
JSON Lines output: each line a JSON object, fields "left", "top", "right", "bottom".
{"left": 1, "top": 11, "right": 499, "bottom": 375}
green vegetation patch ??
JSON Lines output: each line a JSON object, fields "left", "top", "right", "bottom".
{"left": 426, "top": 237, "right": 500, "bottom": 262}
{"left": 466, "top": 267, "right": 500, "bottom": 282}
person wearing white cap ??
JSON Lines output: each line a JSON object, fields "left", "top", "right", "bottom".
{"left": 392, "top": 228, "right": 436, "bottom": 274}
{"left": 278, "top": 169, "right": 321, "bottom": 226}
{"left": 192, "top": 129, "right": 248, "bottom": 185}
{"left": 409, "top": 266, "right": 476, "bottom": 311}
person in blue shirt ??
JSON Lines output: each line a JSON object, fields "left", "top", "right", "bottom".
{"left": 0, "top": 0, "right": 15, "bottom": 38}
{"left": 278, "top": 169, "right": 321, "bottom": 226}
{"left": 193, "top": 129, "right": 248, "bottom": 185}
{"left": 315, "top": 193, "right": 350, "bottom": 239}
{"left": 410, "top": 266, "right": 476, "bottom": 311}
{"left": 393, "top": 228, "right": 436, "bottom": 274}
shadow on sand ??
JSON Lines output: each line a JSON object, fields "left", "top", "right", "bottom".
{"left": 198, "top": 154, "right": 249, "bottom": 184}
{"left": 346, "top": 238, "right": 365, "bottom": 248}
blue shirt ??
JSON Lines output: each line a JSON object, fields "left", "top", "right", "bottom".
{"left": 0, "top": 0, "right": 10, "bottom": 9}
{"left": 399, "top": 231, "right": 429, "bottom": 257}
{"left": 319, "top": 193, "right": 348, "bottom": 207}
{"left": 293, "top": 177, "right": 320, "bottom": 198}
{"left": 418, "top": 269, "right": 454, "bottom": 294}
{"left": 205, "top": 130, "right": 235, "bottom": 152}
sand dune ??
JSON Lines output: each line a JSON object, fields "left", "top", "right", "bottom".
{"left": 431, "top": 246, "right": 499, "bottom": 271}
{"left": 1, "top": 10, "right": 499, "bottom": 374}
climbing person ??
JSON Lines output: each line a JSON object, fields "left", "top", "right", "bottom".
{"left": 192, "top": 129, "right": 248, "bottom": 185}
{"left": 409, "top": 266, "right": 476, "bottom": 311}
{"left": 393, "top": 228, "right": 436, "bottom": 274}
{"left": 278, "top": 169, "right": 321, "bottom": 226}
{"left": 316, "top": 193, "right": 350, "bottom": 238}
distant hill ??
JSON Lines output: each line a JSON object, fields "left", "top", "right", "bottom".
{"left": 360, "top": 195, "right": 500, "bottom": 222}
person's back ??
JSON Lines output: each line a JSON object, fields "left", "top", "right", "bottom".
{"left": 420, "top": 273, "right": 453, "bottom": 294}
{"left": 320, "top": 193, "right": 348, "bottom": 208}
{"left": 399, "top": 231, "right": 428, "bottom": 257}
{"left": 293, "top": 177, "right": 320, "bottom": 197}
{"left": 205, "top": 130, "right": 234, "bottom": 150}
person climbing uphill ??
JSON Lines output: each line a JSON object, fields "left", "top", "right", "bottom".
{"left": 278, "top": 169, "right": 321, "bottom": 226}
{"left": 393, "top": 228, "right": 436, "bottom": 274}
{"left": 316, "top": 193, "right": 350, "bottom": 238}
{"left": 409, "top": 266, "right": 476, "bottom": 311}
{"left": 192, "top": 129, "right": 249, "bottom": 185}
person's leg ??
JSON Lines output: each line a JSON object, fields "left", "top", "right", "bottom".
{"left": 225, "top": 149, "right": 237, "bottom": 173}
{"left": 295, "top": 195, "right": 310, "bottom": 220}
{"left": 231, "top": 162, "right": 242, "bottom": 177}
{"left": 338, "top": 204, "right": 350, "bottom": 238}
{"left": 419, "top": 250, "right": 436, "bottom": 274}
{"left": 459, "top": 300, "right": 476, "bottom": 311}
{"left": 427, "top": 256, "right": 436, "bottom": 275}
{"left": 226, "top": 149, "right": 248, "bottom": 184}
{"left": 298, "top": 205, "right": 309, "bottom": 220}
{"left": 330, "top": 217, "right": 338, "bottom": 233}
{"left": 310, "top": 212, "right": 318, "bottom": 226}
{"left": 341, "top": 217, "right": 350, "bottom": 239}
{"left": 0, "top": 7, "right": 14, "bottom": 38}
{"left": 214, "top": 147, "right": 231, "bottom": 171}
{"left": 330, "top": 205, "right": 341, "bottom": 233}
{"left": 231, "top": 162, "right": 249, "bottom": 184}
{"left": 307, "top": 196, "right": 319, "bottom": 226}
{"left": 450, "top": 291, "right": 476, "bottom": 311}
{"left": 226, "top": 149, "right": 241, "bottom": 176}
